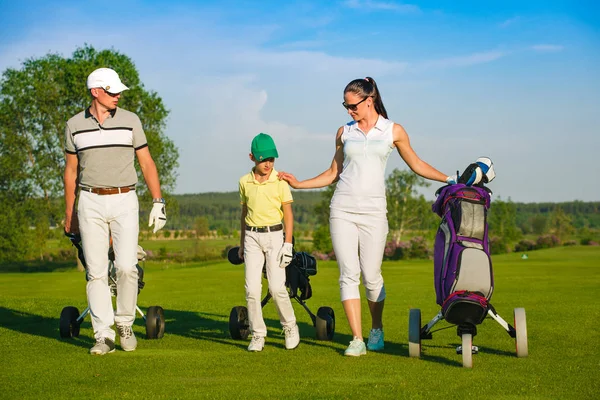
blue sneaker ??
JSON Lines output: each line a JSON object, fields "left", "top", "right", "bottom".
{"left": 344, "top": 338, "right": 366, "bottom": 357}
{"left": 367, "top": 328, "right": 384, "bottom": 351}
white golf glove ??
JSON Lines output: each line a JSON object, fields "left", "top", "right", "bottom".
{"left": 149, "top": 202, "right": 167, "bottom": 233}
{"left": 277, "top": 242, "right": 293, "bottom": 268}
{"left": 446, "top": 175, "right": 457, "bottom": 185}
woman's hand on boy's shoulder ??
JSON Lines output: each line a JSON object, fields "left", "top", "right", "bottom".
{"left": 277, "top": 171, "right": 299, "bottom": 188}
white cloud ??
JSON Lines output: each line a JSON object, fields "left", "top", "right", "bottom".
{"left": 419, "top": 50, "right": 508, "bottom": 69}
{"left": 342, "top": 0, "right": 421, "bottom": 13}
{"left": 499, "top": 16, "right": 520, "bottom": 28}
{"left": 531, "top": 44, "right": 564, "bottom": 53}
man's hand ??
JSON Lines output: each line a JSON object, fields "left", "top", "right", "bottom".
{"left": 149, "top": 202, "right": 167, "bottom": 233}
{"left": 277, "top": 242, "right": 293, "bottom": 268}
{"left": 65, "top": 210, "right": 79, "bottom": 234}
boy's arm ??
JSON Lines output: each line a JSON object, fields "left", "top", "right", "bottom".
{"left": 239, "top": 204, "right": 248, "bottom": 258}
{"left": 282, "top": 202, "right": 293, "bottom": 244}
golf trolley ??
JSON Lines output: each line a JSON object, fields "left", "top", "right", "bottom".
{"left": 226, "top": 245, "right": 336, "bottom": 341}
{"left": 408, "top": 158, "right": 528, "bottom": 368}
{"left": 59, "top": 232, "right": 165, "bottom": 340}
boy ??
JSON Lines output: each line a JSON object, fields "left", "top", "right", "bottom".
{"left": 238, "top": 133, "right": 299, "bottom": 352}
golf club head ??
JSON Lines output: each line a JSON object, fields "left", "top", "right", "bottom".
{"left": 227, "top": 246, "right": 244, "bottom": 265}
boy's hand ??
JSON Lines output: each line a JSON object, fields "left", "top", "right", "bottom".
{"left": 237, "top": 246, "right": 244, "bottom": 261}
{"left": 278, "top": 242, "right": 293, "bottom": 268}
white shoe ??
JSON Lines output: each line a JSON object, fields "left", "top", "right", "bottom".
{"left": 248, "top": 336, "right": 265, "bottom": 352}
{"left": 283, "top": 324, "right": 300, "bottom": 350}
{"left": 90, "top": 337, "right": 115, "bottom": 355}
{"left": 116, "top": 324, "right": 137, "bottom": 352}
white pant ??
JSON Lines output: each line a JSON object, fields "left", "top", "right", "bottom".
{"left": 244, "top": 230, "right": 296, "bottom": 337}
{"left": 78, "top": 190, "right": 140, "bottom": 341}
{"left": 330, "top": 208, "right": 388, "bottom": 302}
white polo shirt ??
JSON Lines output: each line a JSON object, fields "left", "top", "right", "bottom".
{"left": 330, "top": 116, "right": 394, "bottom": 214}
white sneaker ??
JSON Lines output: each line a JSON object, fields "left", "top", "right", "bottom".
{"left": 283, "top": 324, "right": 300, "bottom": 350}
{"left": 90, "top": 337, "right": 115, "bottom": 355}
{"left": 248, "top": 335, "right": 265, "bottom": 352}
{"left": 116, "top": 325, "right": 137, "bottom": 352}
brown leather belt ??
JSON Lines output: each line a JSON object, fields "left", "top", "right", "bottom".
{"left": 246, "top": 224, "right": 283, "bottom": 233}
{"left": 80, "top": 186, "right": 135, "bottom": 195}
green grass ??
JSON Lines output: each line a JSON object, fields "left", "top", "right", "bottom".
{"left": 1, "top": 246, "right": 599, "bottom": 399}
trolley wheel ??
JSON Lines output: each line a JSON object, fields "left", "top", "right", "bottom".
{"left": 408, "top": 309, "right": 421, "bottom": 358}
{"left": 229, "top": 306, "right": 250, "bottom": 340}
{"left": 315, "top": 306, "right": 335, "bottom": 341}
{"left": 514, "top": 308, "right": 528, "bottom": 357}
{"left": 59, "top": 306, "right": 81, "bottom": 338}
{"left": 146, "top": 306, "right": 165, "bottom": 339}
{"left": 461, "top": 333, "right": 473, "bottom": 368}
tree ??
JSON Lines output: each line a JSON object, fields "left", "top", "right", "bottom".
{"left": 195, "top": 216, "right": 210, "bottom": 238}
{"left": 0, "top": 45, "right": 179, "bottom": 261}
{"left": 488, "top": 197, "right": 522, "bottom": 246}
{"left": 547, "top": 206, "right": 574, "bottom": 242}
{"left": 385, "top": 169, "right": 433, "bottom": 241}
{"left": 312, "top": 185, "right": 335, "bottom": 253}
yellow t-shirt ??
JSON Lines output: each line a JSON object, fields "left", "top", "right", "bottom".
{"left": 239, "top": 168, "right": 293, "bottom": 227}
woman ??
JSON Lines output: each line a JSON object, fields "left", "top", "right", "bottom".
{"left": 279, "top": 77, "right": 454, "bottom": 356}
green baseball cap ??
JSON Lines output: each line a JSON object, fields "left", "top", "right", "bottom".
{"left": 251, "top": 133, "right": 279, "bottom": 161}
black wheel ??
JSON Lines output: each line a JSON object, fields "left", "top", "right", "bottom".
{"left": 146, "top": 306, "right": 165, "bottom": 339}
{"left": 59, "top": 306, "right": 81, "bottom": 338}
{"left": 229, "top": 306, "right": 250, "bottom": 340}
{"left": 315, "top": 306, "right": 335, "bottom": 341}
{"left": 408, "top": 309, "right": 421, "bottom": 358}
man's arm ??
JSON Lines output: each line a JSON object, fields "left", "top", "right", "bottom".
{"left": 136, "top": 147, "right": 162, "bottom": 198}
{"left": 64, "top": 153, "right": 79, "bottom": 233}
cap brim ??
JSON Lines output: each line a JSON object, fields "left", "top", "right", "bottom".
{"left": 254, "top": 149, "right": 278, "bottom": 160}
{"left": 105, "top": 82, "right": 129, "bottom": 94}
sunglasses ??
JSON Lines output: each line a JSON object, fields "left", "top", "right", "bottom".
{"left": 342, "top": 96, "right": 369, "bottom": 111}
{"left": 102, "top": 88, "right": 121, "bottom": 98}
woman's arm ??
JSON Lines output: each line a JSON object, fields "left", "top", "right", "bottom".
{"left": 393, "top": 123, "right": 448, "bottom": 183}
{"left": 279, "top": 126, "right": 345, "bottom": 189}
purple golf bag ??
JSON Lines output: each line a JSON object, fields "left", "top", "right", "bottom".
{"left": 432, "top": 184, "right": 493, "bottom": 326}
{"left": 409, "top": 159, "right": 529, "bottom": 367}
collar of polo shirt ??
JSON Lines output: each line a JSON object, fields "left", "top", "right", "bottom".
{"left": 248, "top": 168, "right": 279, "bottom": 184}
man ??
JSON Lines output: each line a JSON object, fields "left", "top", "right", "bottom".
{"left": 64, "top": 67, "right": 167, "bottom": 355}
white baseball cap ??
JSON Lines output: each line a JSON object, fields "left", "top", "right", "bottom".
{"left": 86, "top": 68, "right": 129, "bottom": 94}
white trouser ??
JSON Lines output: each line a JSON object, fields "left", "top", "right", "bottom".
{"left": 244, "top": 230, "right": 296, "bottom": 337}
{"left": 330, "top": 208, "right": 388, "bottom": 302}
{"left": 78, "top": 190, "right": 140, "bottom": 341}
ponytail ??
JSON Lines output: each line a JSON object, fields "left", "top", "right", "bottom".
{"left": 344, "top": 77, "right": 388, "bottom": 119}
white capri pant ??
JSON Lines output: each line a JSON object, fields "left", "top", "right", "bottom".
{"left": 329, "top": 208, "right": 388, "bottom": 302}
{"left": 244, "top": 230, "right": 296, "bottom": 337}
{"left": 78, "top": 190, "right": 140, "bottom": 341}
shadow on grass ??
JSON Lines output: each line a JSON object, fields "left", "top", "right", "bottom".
{"left": 161, "top": 307, "right": 354, "bottom": 353}
{"left": 0, "top": 260, "right": 79, "bottom": 273}
{"left": 0, "top": 306, "right": 93, "bottom": 349}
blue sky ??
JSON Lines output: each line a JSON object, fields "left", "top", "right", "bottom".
{"left": 1, "top": 0, "right": 599, "bottom": 202}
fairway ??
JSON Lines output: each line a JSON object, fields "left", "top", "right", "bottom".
{"left": 1, "top": 246, "right": 599, "bottom": 399}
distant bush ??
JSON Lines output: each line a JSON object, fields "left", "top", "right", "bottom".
{"left": 514, "top": 239, "right": 536, "bottom": 252}
{"left": 563, "top": 240, "right": 577, "bottom": 246}
{"left": 384, "top": 239, "right": 410, "bottom": 260}
{"left": 536, "top": 234, "right": 560, "bottom": 249}
{"left": 490, "top": 237, "right": 511, "bottom": 254}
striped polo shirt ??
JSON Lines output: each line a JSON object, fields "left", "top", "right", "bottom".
{"left": 64, "top": 107, "right": 148, "bottom": 188}
{"left": 330, "top": 115, "right": 395, "bottom": 214}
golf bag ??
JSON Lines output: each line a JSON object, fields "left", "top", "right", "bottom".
{"left": 432, "top": 184, "right": 493, "bottom": 326}
{"left": 285, "top": 252, "right": 317, "bottom": 301}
